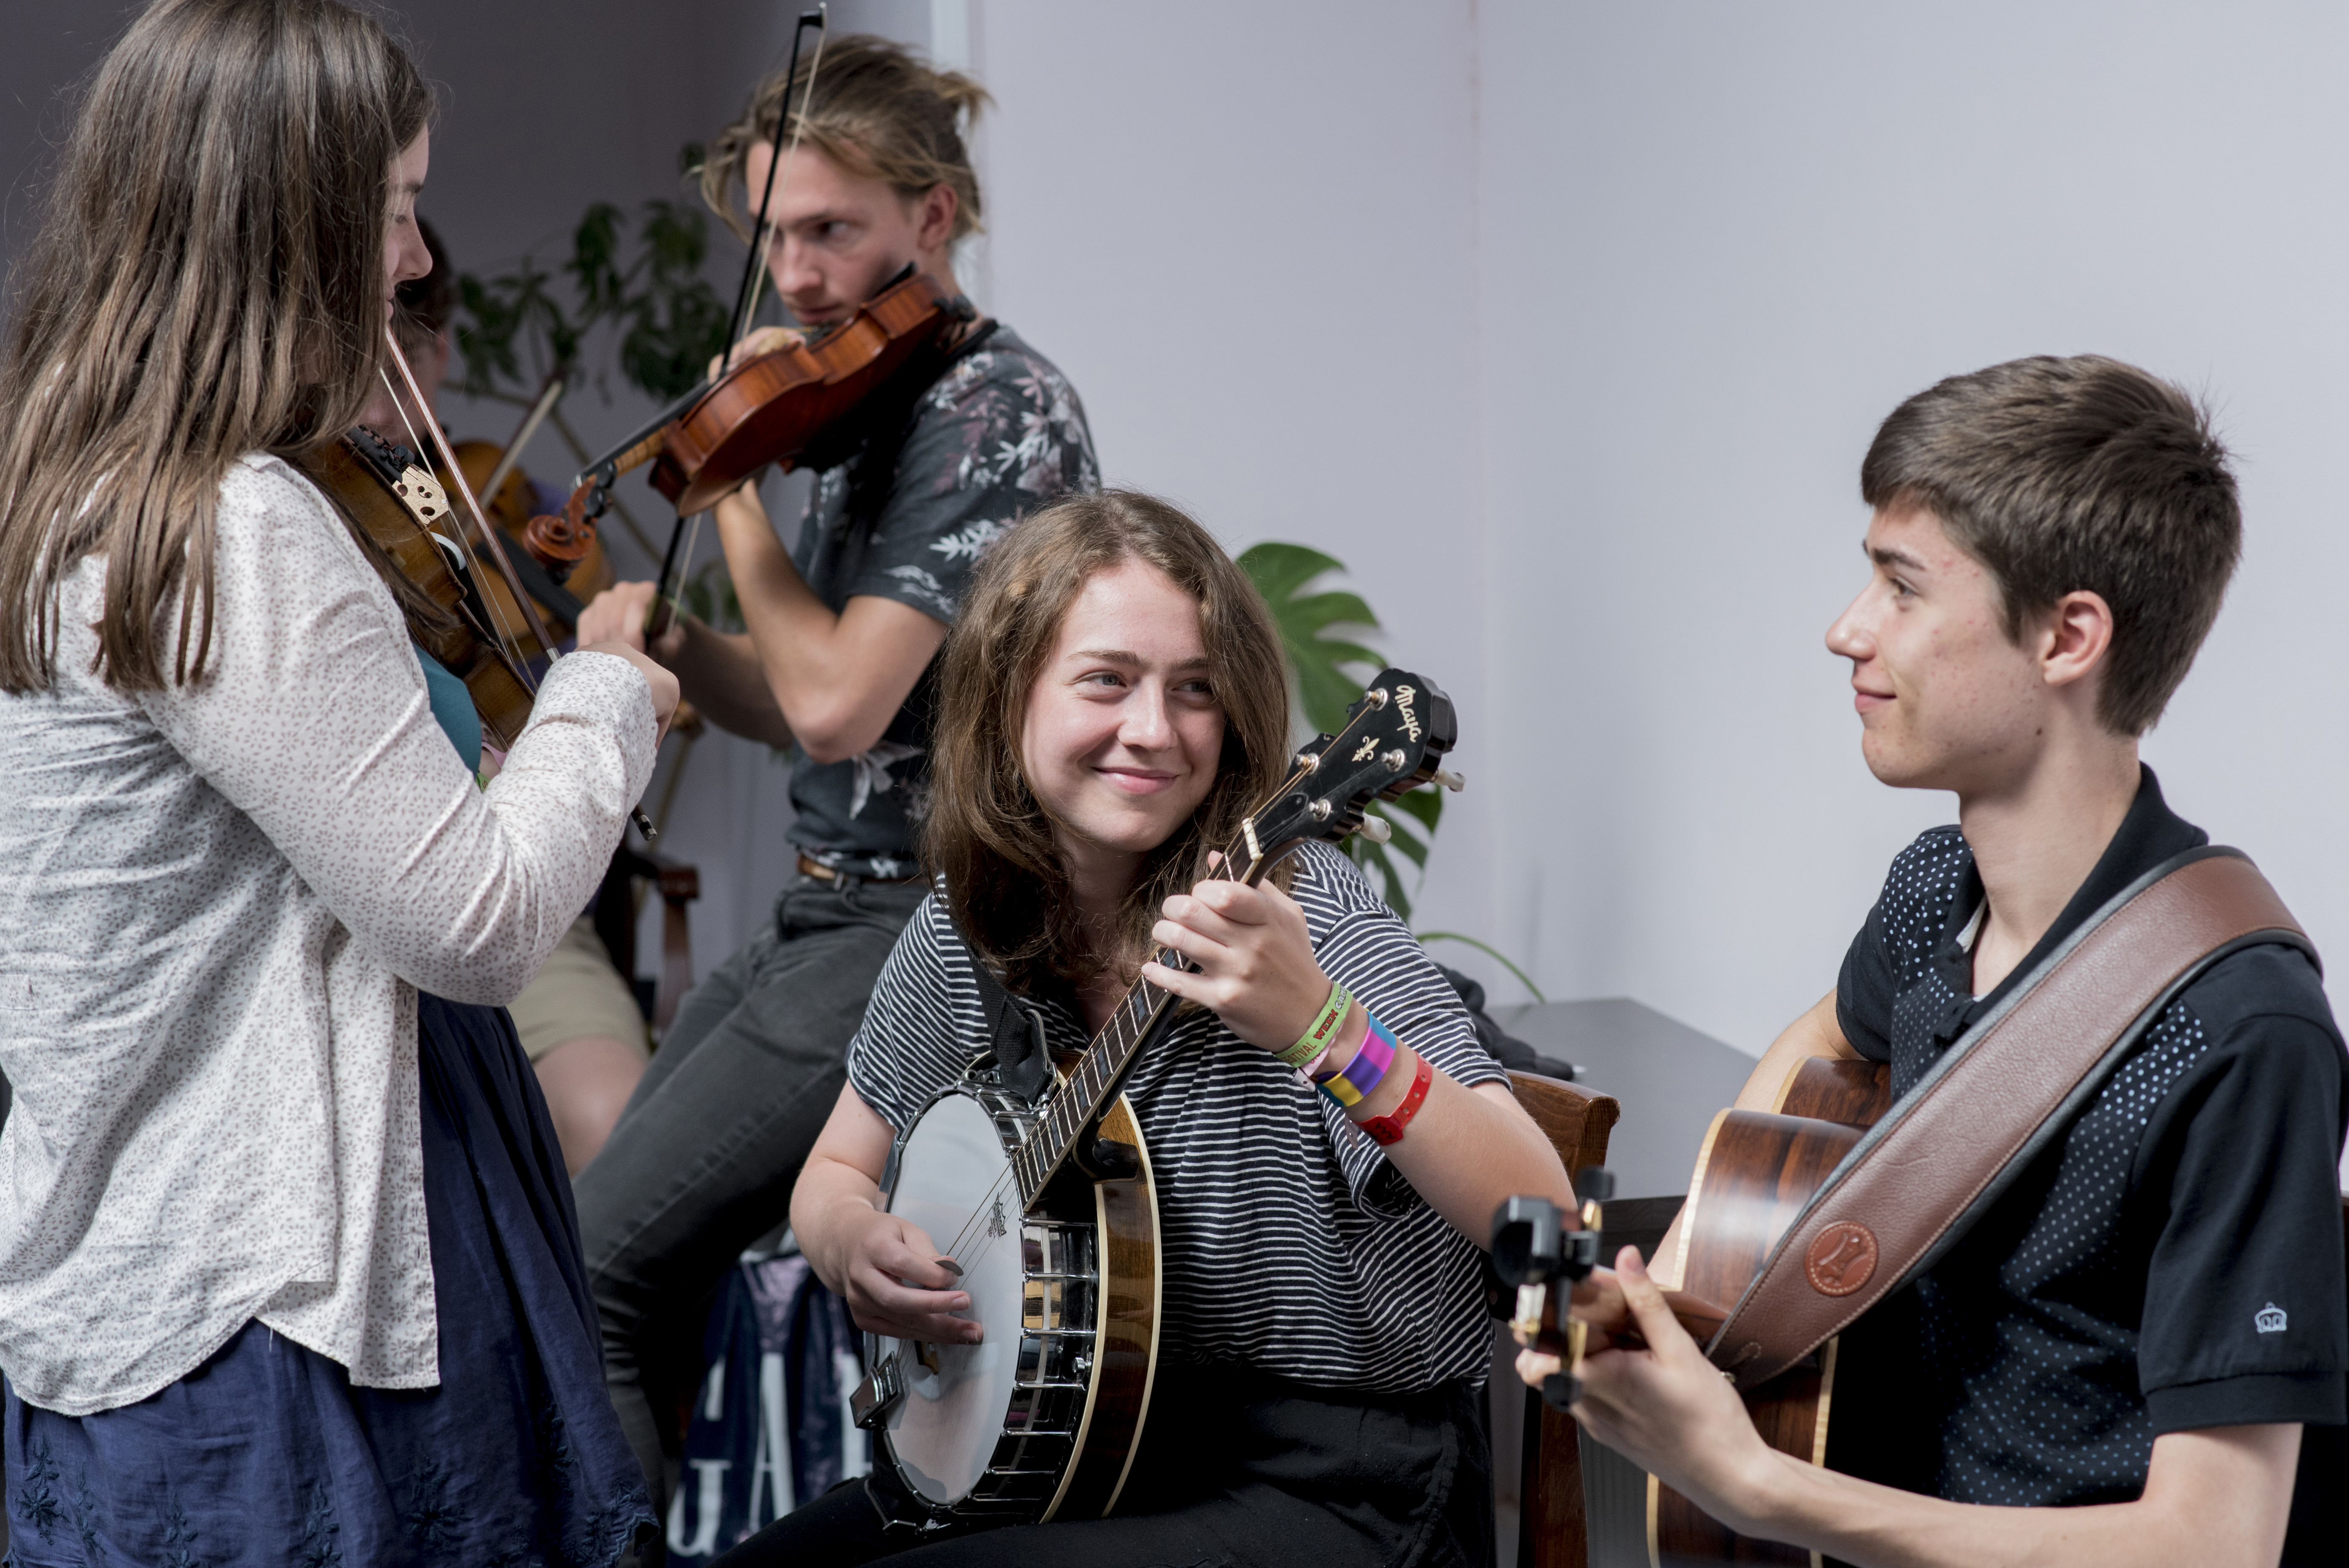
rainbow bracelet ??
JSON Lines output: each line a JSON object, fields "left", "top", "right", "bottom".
{"left": 1278, "top": 979, "right": 1353, "bottom": 1069}
{"left": 1315, "top": 1012, "right": 1399, "bottom": 1109}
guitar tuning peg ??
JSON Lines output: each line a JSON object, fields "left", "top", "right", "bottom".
{"left": 1355, "top": 814, "right": 1393, "bottom": 845}
{"left": 1431, "top": 768, "right": 1467, "bottom": 793}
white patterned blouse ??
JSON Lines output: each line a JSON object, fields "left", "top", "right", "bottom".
{"left": 0, "top": 453, "right": 657, "bottom": 1416}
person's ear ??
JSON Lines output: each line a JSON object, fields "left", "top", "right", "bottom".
{"left": 916, "top": 184, "right": 958, "bottom": 253}
{"left": 2039, "top": 589, "right": 2114, "bottom": 692}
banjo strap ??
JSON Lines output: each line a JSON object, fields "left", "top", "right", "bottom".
{"left": 962, "top": 935, "right": 1053, "bottom": 1103}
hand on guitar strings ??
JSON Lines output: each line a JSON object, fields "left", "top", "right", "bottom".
{"left": 1140, "top": 853, "right": 1337, "bottom": 1054}
{"left": 833, "top": 1208, "right": 984, "bottom": 1346}
{"left": 1518, "top": 1246, "right": 1786, "bottom": 1539}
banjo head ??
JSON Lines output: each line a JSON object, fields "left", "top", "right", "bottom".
{"left": 882, "top": 1089, "right": 1028, "bottom": 1505}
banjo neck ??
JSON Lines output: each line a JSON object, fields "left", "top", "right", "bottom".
{"left": 1006, "top": 842, "right": 1281, "bottom": 1212}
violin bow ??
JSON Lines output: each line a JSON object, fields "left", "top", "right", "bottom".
{"left": 382, "top": 327, "right": 661, "bottom": 841}
{"left": 643, "top": 4, "right": 829, "bottom": 642}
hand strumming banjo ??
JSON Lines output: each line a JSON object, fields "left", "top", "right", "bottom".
{"left": 849, "top": 669, "right": 1463, "bottom": 1530}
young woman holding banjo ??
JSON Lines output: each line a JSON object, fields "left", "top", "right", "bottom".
{"left": 716, "top": 490, "right": 1573, "bottom": 1566}
{"left": 0, "top": 2, "right": 675, "bottom": 1559}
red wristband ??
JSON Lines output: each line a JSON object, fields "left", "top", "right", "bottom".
{"left": 1357, "top": 1052, "right": 1435, "bottom": 1147}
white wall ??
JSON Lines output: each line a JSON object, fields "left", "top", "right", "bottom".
{"left": 14, "top": 3, "right": 2347, "bottom": 1057}
{"left": 976, "top": 0, "right": 1506, "bottom": 992}
{"left": 975, "top": 0, "right": 2349, "bottom": 1062}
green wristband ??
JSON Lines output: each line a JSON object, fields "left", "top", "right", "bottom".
{"left": 1278, "top": 979, "right": 1353, "bottom": 1068}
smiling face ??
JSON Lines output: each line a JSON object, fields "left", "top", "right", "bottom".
{"left": 1020, "top": 558, "right": 1228, "bottom": 888}
{"left": 1825, "top": 505, "right": 2058, "bottom": 796}
{"left": 742, "top": 140, "right": 956, "bottom": 328}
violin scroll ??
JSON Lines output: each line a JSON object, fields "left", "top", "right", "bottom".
{"left": 520, "top": 494, "right": 596, "bottom": 586}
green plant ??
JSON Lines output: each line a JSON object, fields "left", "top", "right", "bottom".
{"left": 454, "top": 192, "right": 730, "bottom": 407}
{"left": 1236, "top": 542, "right": 1443, "bottom": 920}
{"left": 448, "top": 147, "right": 738, "bottom": 567}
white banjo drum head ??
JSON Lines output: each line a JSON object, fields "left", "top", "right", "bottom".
{"left": 883, "top": 1090, "right": 1025, "bottom": 1504}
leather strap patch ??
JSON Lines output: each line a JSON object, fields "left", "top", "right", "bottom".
{"left": 1804, "top": 1222, "right": 1878, "bottom": 1296}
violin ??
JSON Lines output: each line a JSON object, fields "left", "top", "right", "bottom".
{"left": 292, "top": 426, "right": 539, "bottom": 749}
{"left": 531, "top": 265, "right": 975, "bottom": 553}
{"left": 433, "top": 438, "right": 614, "bottom": 656}
{"left": 312, "top": 329, "right": 659, "bottom": 840}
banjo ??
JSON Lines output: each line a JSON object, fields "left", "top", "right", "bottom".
{"left": 849, "top": 669, "right": 1460, "bottom": 1531}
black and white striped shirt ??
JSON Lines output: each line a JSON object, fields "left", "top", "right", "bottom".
{"left": 846, "top": 839, "right": 1506, "bottom": 1392}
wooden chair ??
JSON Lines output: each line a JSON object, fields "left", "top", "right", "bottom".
{"left": 1504, "top": 1070, "right": 1620, "bottom": 1568}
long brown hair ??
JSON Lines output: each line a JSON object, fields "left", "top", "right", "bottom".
{"left": 699, "top": 34, "right": 990, "bottom": 246}
{"left": 0, "top": 0, "right": 430, "bottom": 693}
{"left": 926, "top": 491, "right": 1292, "bottom": 994}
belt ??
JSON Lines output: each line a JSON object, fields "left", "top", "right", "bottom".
{"left": 797, "top": 851, "right": 926, "bottom": 886}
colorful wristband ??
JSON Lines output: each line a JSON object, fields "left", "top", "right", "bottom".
{"left": 1317, "top": 1013, "right": 1399, "bottom": 1108}
{"left": 1359, "top": 1051, "right": 1435, "bottom": 1147}
{"left": 1278, "top": 980, "right": 1353, "bottom": 1069}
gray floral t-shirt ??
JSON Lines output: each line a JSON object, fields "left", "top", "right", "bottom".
{"left": 788, "top": 323, "right": 1095, "bottom": 876}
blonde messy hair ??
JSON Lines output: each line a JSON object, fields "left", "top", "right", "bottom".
{"left": 698, "top": 33, "right": 990, "bottom": 246}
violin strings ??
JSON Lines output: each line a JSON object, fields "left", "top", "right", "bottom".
{"left": 376, "top": 366, "right": 529, "bottom": 667}
{"left": 382, "top": 328, "right": 562, "bottom": 677}
{"left": 736, "top": 9, "right": 827, "bottom": 346}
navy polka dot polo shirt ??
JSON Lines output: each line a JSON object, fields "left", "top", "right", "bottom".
{"left": 1824, "top": 768, "right": 2349, "bottom": 1507}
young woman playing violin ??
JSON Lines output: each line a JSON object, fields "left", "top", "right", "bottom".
{"left": 0, "top": 2, "right": 675, "bottom": 1560}
{"left": 712, "top": 491, "right": 1573, "bottom": 1566}
{"left": 569, "top": 35, "right": 1097, "bottom": 1522}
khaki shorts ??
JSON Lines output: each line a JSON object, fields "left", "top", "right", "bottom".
{"left": 508, "top": 915, "right": 650, "bottom": 1062}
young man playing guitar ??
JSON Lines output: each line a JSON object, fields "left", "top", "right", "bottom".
{"left": 1521, "top": 355, "right": 2347, "bottom": 1566}
{"left": 570, "top": 36, "right": 1096, "bottom": 1521}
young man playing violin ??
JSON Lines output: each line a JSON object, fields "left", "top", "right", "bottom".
{"left": 570, "top": 35, "right": 1096, "bottom": 1523}
{"left": 1521, "top": 356, "right": 2346, "bottom": 1567}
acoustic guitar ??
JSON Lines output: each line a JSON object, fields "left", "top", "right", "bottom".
{"left": 1500, "top": 1051, "right": 1890, "bottom": 1568}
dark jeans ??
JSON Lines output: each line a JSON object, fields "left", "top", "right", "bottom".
{"left": 573, "top": 874, "right": 930, "bottom": 1532}
{"left": 712, "top": 1367, "right": 1492, "bottom": 1568}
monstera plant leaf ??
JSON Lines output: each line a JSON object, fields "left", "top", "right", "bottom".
{"left": 1237, "top": 542, "right": 1444, "bottom": 920}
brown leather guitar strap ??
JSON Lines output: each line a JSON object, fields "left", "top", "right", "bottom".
{"left": 1707, "top": 846, "right": 2314, "bottom": 1392}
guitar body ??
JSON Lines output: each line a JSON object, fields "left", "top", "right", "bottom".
{"left": 870, "top": 1084, "right": 1161, "bottom": 1526}
{"left": 1632, "top": 1058, "right": 1891, "bottom": 1566}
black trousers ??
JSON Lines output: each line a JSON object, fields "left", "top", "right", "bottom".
{"left": 572, "top": 874, "right": 932, "bottom": 1527}
{"left": 712, "top": 1366, "right": 1492, "bottom": 1568}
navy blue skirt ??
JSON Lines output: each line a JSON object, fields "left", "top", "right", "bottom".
{"left": 4, "top": 995, "right": 655, "bottom": 1566}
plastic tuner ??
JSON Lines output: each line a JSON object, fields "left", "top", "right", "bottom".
{"left": 1355, "top": 814, "right": 1393, "bottom": 845}
{"left": 1573, "top": 1165, "right": 1615, "bottom": 1232}
{"left": 1430, "top": 768, "right": 1467, "bottom": 792}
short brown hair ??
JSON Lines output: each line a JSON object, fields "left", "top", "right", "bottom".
{"left": 699, "top": 34, "right": 990, "bottom": 246}
{"left": 925, "top": 491, "right": 1292, "bottom": 994}
{"left": 1860, "top": 355, "right": 2240, "bottom": 735}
